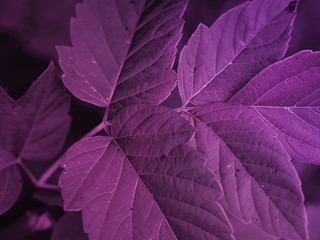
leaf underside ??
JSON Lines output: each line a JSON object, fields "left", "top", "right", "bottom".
{"left": 58, "top": 0, "right": 187, "bottom": 116}
{"left": 59, "top": 104, "right": 234, "bottom": 240}
{"left": 178, "top": 0, "right": 298, "bottom": 107}
{"left": 229, "top": 50, "right": 320, "bottom": 165}
{"left": 190, "top": 103, "right": 308, "bottom": 240}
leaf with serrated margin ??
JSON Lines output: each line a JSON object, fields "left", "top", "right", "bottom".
{"left": 59, "top": 104, "right": 234, "bottom": 240}
{"left": 178, "top": 0, "right": 298, "bottom": 107}
{"left": 229, "top": 50, "right": 320, "bottom": 165}
{"left": 190, "top": 103, "right": 308, "bottom": 240}
{"left": 0, "top": 62, "right": 71, "bottom": 161}
{"left": 57, "top": 0, "right": 187, "bottom": 113}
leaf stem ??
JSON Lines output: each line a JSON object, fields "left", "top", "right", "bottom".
{"left": 18, "top": 159, "right": 38, "bottom": 185}
{"left": 37, "top": 121, "right": 106, "bottom": 186}
{"left": 175, "top": 106, "right": 197, "bottom": 112}
{"left": 82, "top": 121, "right": 106, "bottom": 139}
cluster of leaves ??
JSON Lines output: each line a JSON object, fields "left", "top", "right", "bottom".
{"left": 1, "top": 0, "right": 319, "bottom": 239}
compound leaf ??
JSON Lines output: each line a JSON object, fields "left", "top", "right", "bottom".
{"left": 59, "top": 104, "right": 234, "bottom": 240}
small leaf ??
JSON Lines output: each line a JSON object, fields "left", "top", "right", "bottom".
{"left": 178, "top": 0, "right": 298, "bottom": 107}
{"left": 191, "top": 103, "right": 308, "bottom": 240}
{"left": 0, "top": 148, "right": 21, "bottom": 215}
{"left": 57, "top": 0, "right": 187, "bottom": 111}
{"left": 0, "top": 62, "right": 71, "bottom": 161}
{"left": 51, "top": 212, "right": 88, "bottom": 240}
{"left": 59, "top": 104, "right": 234, "bottom": 240}
{"left": 229, "top": 50, "right": 320, "bottom": 165}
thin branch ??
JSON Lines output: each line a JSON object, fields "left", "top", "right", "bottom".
{"left": 35, "top": 183, "right": 60, "bottom": 191}
{"left": 18, "top": 159, "right": 38, "bottom": 184}
{"left": 37, "top": 157, "right": 62, "bottom": 185}
{"left": 175, "top": 106, "right": 197, "bottom": 112}
{"left": 37, "top": 121, "right": 106, "bottom": 185}
{"left": 82, "top": 121, "right": 106, "bottom": 139}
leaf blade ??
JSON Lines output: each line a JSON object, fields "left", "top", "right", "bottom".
{"left": 0, "top": 62, "right": 71, "bottom": 161}
{"left": 191, "top": 103, "right": 308, "bottom": 240}
{"left": 58, "top": 0, "right": 187, "bottom": 112}
{"left": 178, "top": 0, "right": 298, "bottom": 107}
{"left": 59, "top": 104, "right": 234, "bottom": 240}
{"left": 0, "top": 148, "right": 22, "bottom": 215}
{"left": 229, "top": 50, "right": 320, "bottom": 165}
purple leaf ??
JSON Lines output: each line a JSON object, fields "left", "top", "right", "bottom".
{"left": 178, "top": 0, "right": 298, "bottom": 107}
{"left": 191, "top": 103, "right": 307, "bottom": 240}
{"left": 0, "top": 148, "right": 21, "bottom": 215}
{"left": 0, "top": 62, "right": 71, "bottom": 161}
{"left": 59, "top": 104, "right": 234, "bottom": 240}
{"left": 306, "top": 205, "right": 320, "bottom": 240}
{"left": 51, "top": 212, "right": 88, "bottom": 240}
{"left": 57, "top": 0, "right": 186, "bottom": 110}
{"left": 229, "top": 50, "right": 320, "bottom": 165}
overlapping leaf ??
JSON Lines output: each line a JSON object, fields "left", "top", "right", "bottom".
{"left": 229, "top": 50, "right": 320, "bottom": 165}
{"left": 59, "top": 104, "right": 234, "bottom": 240}
{"left": 0, "top": 63, "right": 70, "bottom": 215}
{"left": 0, "top": 62, "right": 71, "bottom": 161}
{"left": 190, "top": 103, "right": 308, "bottom": 240}
{"left": 178, "top": 0, "right": 298, "bottom": 107}
{"left": 57, "top": 0, "right": 187, "bottom": 113}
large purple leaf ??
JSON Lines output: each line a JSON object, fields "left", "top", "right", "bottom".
{"left": 0, "top": 62, "right": 71, "bottom": 161}
{"left": 178, "top": 0, "right": 298, "bottom": 107}
{"left": 229, "top": 51, "right": 320, "bottom": 165}
{"left": 59, "top": 104, "right": 234, "bottom": 240}
{"left": 57, "top": 0, "right": 186, "bottom": 110}
{"left": 0, "top": 148, "right": 22, "bottom": 215}
{"left": 190, "top": 103, "right": 307, "bottom": 240}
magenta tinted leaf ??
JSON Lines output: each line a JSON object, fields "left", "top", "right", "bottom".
{"left": 0, "top": 148, "right": 21, "bottom": 215}
{"left": 178, "top": 0, "right": 298, "bottom": 107}
{"left": 0, "top": 62, "right": 71, "bottom": 161}
{"left": 229, "top": 51, "right": 320, "bottom": 165}
{"left": 59, "top": 104, "right": 234, "bottom": 240}
{"left": 58, "top": 0, "right": 186, "bottom": 110}
{"left": 191, "top": 103, "right": 307, "bottom": 240}
{"left": 51, "top": 212, "right": 88, "bottom": 240}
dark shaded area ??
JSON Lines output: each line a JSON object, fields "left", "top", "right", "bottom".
{"left": 0, "top": 0, "right": 319, "bottom": 239}
{"left": 285, "top": 1, "right": 297, "bottom": 13}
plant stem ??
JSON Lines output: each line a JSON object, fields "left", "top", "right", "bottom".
{"left": 18, "top": 159, "right": 38, "bottom": 185}
{"left": 82, "top": 121, "right": 106, "bottom": 139}
{"left": 175, "top": 106, "right": 197, "bottom": 112}
{"left": 37, "top": 121, "right": 106, "bottom": 186}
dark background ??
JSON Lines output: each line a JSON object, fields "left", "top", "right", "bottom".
{"left": 0, "top": 0, "right": 319, "bottom": 239}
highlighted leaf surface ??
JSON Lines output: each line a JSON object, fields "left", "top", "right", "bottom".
{"left": 59, "top": 104, "right": 234, "bottom": 240}
{"left": 58, "top": 0, "right": 187, "bottom": 112}
{"left": 229, "top": 50, "right": 320, "bottom": 165}
{"left": 190, "top": 103, "right": 307, "bottom": 240}
{"left": 178, "top": 0, "right": 298, "bottom": 106}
